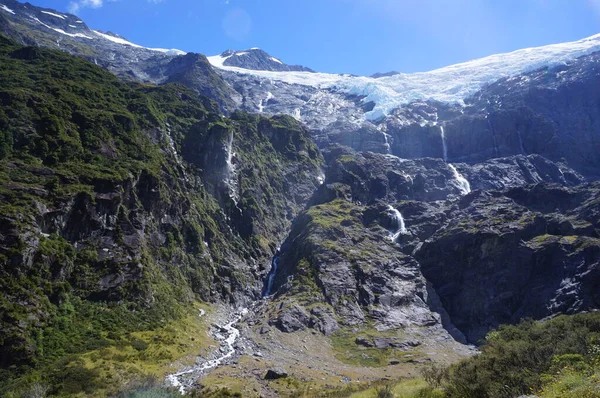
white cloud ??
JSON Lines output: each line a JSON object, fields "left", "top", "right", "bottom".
{"left": 68, "top": 0, "right": 162, "bottom": 15}
{"left": 68, "top": 0, "right": 103, "bottom": 14}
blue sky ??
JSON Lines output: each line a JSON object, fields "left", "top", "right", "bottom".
{"left": 32, "top": 0, "right": 600, "bottom": 75}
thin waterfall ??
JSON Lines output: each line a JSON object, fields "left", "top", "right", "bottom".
{"left": 388, "top": 205, "right": 407, "bottom": 241}
{"left": 258, "top": 92, "right": 274, "bottom": 113}
{"left": 440, "top": 125, "right": 448, "bottom": 162}
{"left": 224, "top": 130, "right": 238, "bottom": 203}
{"left": 517, "top": 129, "right": 526, "bottom": 154}
{"left": 383, "top": 131, "right": 391, "bottom": 154}
{"left": 448, "top": 164, "right": 471, "bottom": 195}
{"left": 263, "top": 251, "right": 281, "bottom": 297}
{"left": 487, "top": 118, "right": 499, "bottom": 156}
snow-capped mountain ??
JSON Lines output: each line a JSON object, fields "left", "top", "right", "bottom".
{"left": 207, "top": 33, "right": 600, "bottom": 121}
{"left": 209, "top": 48, "right": 313, "bottom": 72}
{"left": 1, "top": 0, "right": 600, "bottom": 175}
{"left": 0, "top": 0, "right": 238, "bottom": 111}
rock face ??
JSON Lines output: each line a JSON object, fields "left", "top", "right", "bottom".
{"left": 265, "top": 149, "right": 598, "bottom": 344}
{"left": 415, "top": 183, "right": 600, "bottom": 342}
{"left": 384, "top": 52, "right": 600, "bottom": 177}
{"left": 219, "top": 49, "right": 313, "bottom": 72}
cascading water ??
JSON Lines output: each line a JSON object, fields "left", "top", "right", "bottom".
{"left": 448, "top": 164, "right": 471, "bottom": 195}
{"left": 316, "top": 171, "right": 325, "bottom": 185}
{"left": 263, "top": 251, "right": 281, "bottom": 297}
{"left": 388, "top": 205, "right": 408, "bottom": 241}
{"left": 382, "top": 131, "right": 391, "bottom": 154}
{"left": 166, "top": 308, "right": 249, "bottom": 394}
{"left": 440, "top": 125, "right": 448, "bottom": 162}
{"left": 224, "top": 131, "right": 239, "bottom": 203}
{"left": 258, "top": 92, "right": 274, "bottom": 113}
{"left": 487, "top": 118, "right": 499, "bottom": 156}
{"left": 517, "top": 129, "right": 526, "bottom": 154}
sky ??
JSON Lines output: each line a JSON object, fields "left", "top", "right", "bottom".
{"left": 31, "top": 0, "right": 600, "bottom": 76}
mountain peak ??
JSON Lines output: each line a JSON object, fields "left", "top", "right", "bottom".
{"left": 209, "top": 48, "right": 313, "bottom": 72}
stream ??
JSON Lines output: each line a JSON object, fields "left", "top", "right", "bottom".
{"left": 166, "top": 307, "right": 249, "bottom": 393}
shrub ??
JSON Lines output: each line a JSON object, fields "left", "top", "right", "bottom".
{"left": 376, "top": 385, "right": 395, "bottom": 398}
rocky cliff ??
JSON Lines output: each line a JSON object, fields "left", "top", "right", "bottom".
{"left": 263, "top": 149, "right": 598, "bottom": 345}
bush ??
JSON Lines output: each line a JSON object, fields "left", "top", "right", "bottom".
{"left": 434, "top": 313, "right": 600, "bottom": 398}
{"left": 376, "top": 385, "right": 395, "bottom": 398}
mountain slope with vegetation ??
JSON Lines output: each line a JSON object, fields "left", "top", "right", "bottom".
{"left": 0, "top": 35, "right": 322, "bottom": 396}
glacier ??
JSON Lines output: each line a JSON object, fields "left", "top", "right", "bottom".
{"left": 208, "top": 33, "right": 600, "bottom": 121}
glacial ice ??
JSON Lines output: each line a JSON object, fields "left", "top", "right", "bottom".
{"left": 208, "top": 33, "right": 600, "bottom": 121}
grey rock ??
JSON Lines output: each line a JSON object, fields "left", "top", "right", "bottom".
{"left": 264, "top": 367, "right": 288, "bottom": 380}
{"left": 355, "top": 337, "right": 374, "bottom": 348}
{"left": 272, "top": 305, "right": 310, "bottom": 333}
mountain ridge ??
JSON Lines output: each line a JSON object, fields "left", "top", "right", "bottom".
{"left": 1, "top": 0, "right": 600, "bottom": 396}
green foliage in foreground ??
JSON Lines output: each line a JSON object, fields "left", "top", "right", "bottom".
{"left": 419, "top": 312, "right": 600, "bottom": 398}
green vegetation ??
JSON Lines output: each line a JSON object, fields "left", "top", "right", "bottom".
{"left": 331, "top": 327, "right": 422, "bottom": 368}
{"left": 327, "top": 314, "right": 600, "bottom": 398}
{"left": 415, "top": 313, "right": 600, "bottom": 398}
{"left": 0, "top": 34, "right": 322, "bottom": 396}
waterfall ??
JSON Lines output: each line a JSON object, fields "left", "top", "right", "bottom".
{"left": 448, "top": 164, "right": 471, "bottom": 195}
{"left": 487, "top": 118, "right": 499, "bottom": 156}
{"left": 516, "top": 129, "right": 526, "bottom": 154}
{"left": 388, "top": 205, "right": 407, "bottom": 241}
{"left": 383, "top": 131, "right": 391, "bottom": 154}
{"left": 224, "top": 131, "right": 238, "bottom": 203}
{"left": 316, "top": 171, "right": 325, "bottom": 185}
{"left": 166, "top": 129, "right": 188, "bottom": 182}
{"left": 258, "top": 92, "right": 274, "bottom": 113}
{"left": 292, "top": 108, "right": 301, "bottom": 120}
{"left": 440, "top": 125, "right": 448, "bottom": 162}
{"left": 263, "top": 252, "right": 280, "bottom": 297}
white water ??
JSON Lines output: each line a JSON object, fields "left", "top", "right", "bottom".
{"left": 440, "top": 125, "right": 448, "bottom": 162}
{"left": 263, "top": 253, "right": 280, "bottom": 297}
{"left": 448, "top": 164, "right": 472, "bottom": 195}
{"left": 388, "top": 205, "right": 407, "bottom": 241}
{"left": 224, "top": 131, "right": 238, "bottom": 203}
{"left": 166, "top": 308, "right": 248, "bottom": 394}
{"left": 316, "top": 171, "right": 325, "bottom": 185}
{"left": 383, "top": 132, "right": 391, "bottom": 154}
{"left": 258, "top": 92, "right": 274, "bottom": 113}
{"left": 166, "top": 129, "right": 188, "bottom": 181}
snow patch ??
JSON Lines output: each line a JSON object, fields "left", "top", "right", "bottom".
{"left": 0, "top": 4, "right": 15, "bottom": 14}
{"left": 33, "top": 17, "right": 92, "bottom": 39}
{"left": 41, "top": 11, "right": 66, "bottom": 19}
{"left": 207, "top": 53, "right": 233, "bottom": 68}
{"left": 270, "top": 56, "right": 283, "bottom": 64}
{"left": 93, "top": 30, "right": 186, "bottom": 55}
